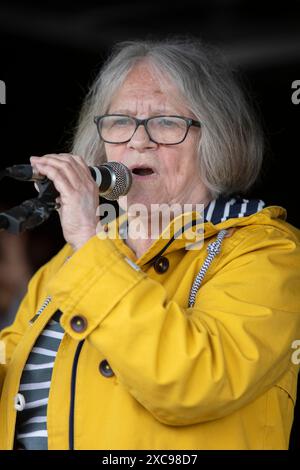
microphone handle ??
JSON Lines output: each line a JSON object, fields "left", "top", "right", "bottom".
{"left": 6, "top": 164, "right": 113, "bottom": 193}
{"left": 4, "top": 161, "right": 132, "bottom": 200}
{"left": 0, "top": 161, "right": 131, "bottom": 233}
{"left": 5, "top": 164, "right": 46, "bottom": 181}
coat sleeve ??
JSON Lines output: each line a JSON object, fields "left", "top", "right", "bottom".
{"left": 0, "top": 244, "right": 71, "bottom": 396}
{"left": 46, "top": 227, "right": 300, "bottom": 425}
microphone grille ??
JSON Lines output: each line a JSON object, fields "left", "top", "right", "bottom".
{"left": 101, "top": 162, "right": 132, "bottom": 201}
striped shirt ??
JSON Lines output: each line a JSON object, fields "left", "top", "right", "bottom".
{"left": 14, "top": 195, "right": 265, "bottom": 450}
{"left": 15, "top": 310, "right": 64, "bottom": 450}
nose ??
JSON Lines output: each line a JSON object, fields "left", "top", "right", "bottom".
{"left": 127, "top": 123, "right": 157, "bottom": 152}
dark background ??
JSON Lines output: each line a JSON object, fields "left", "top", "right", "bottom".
{"left": 1, "top": 1, "right": 300, "bottom": 261}
{"left": 0, "top": 0, "right": 299, "bottom": 449}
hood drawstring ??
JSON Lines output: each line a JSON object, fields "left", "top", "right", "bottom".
{"left": 188, "top": 229, "right": 228, "bottom": 308}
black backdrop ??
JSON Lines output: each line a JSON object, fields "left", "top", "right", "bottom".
{"left": 0, "top": 0, "right": 299, "bottom": 449}
{"left": 1, "top": 1, "right": 300, "bottom": 235}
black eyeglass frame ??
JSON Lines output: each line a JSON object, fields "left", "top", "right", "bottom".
{"left": 93, "top": 114, "right": 201, "bottom": 145}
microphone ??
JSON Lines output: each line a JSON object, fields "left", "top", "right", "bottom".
{"left": 4, "top": 161, "right": 132, "bottom": 201}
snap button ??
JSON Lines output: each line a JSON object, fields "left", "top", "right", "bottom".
{"left": 99, "top": 359, "right": 114, "bottom": 378}
{"left": 154, "top": 256, "right": 169, "bottom": 274}
{"left": 70, "top": 315, "right": 88, "bottom": 333}
{"left": 14, "top": 393, "right": 26, "bottom": 411}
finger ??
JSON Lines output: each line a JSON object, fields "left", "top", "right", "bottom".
{"left": 62, "top": 154, "right": 93, "bottom": 182}
{"left": 58, "top": 153, "right": 90, "bottom": 174}
{"left": 32, "top": 153, "right": 89, "bottom": 174}
{"left": 54, "top": 154, "right": 90, "bottom": 175}
{"left": 32, "top": 161, "right": 75, "bottom": 197}
{"left": 31, "top": 156, "right": 86, "bottom": 190}
{"left": 69, "top": 155, "right": 93, "bottom": 179}
{"left": 34, "top": 161, "right": 99, "bottom": 211}
{"left": 55, "top": 196, "right": 61, "bottom": 210}
{"left": 31, "top": 154, "right": 94, "bottom": 187}
{"left": 55, "top": 196, "right": 62, "bottom": 213}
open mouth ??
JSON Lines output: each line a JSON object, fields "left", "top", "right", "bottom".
{"left": 132, "top": 167, "right": 155, "bottom": 176}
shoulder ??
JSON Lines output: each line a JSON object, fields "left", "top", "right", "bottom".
{"left": 199, "top": 214, "right": 300, "bottom": 284}
{"left": 194, "top": 222, "right": 300, "bottom": 315}
{"left": 26, "top": 242, "right": 73, "bottom": 303}
{"left": 216, "top": 204, "right": 300, "bottom": 256}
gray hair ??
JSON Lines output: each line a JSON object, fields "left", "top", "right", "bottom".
{"left": 71, "top": 38, "right": 264, "bottom": 198}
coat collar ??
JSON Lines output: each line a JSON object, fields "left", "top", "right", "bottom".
{"left": 101, "top": 196, "right": 286, "bottom": 265}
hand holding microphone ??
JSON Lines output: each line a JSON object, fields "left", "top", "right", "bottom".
{"left": 6, "top": 159, "right": 132, "bottom": 201}
{"left": 15, "top": 154, "right": 132, "bottom": 251}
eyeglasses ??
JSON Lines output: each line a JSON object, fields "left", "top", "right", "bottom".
{"left": 93, "top": 114, "right": 201, "bottom": 145}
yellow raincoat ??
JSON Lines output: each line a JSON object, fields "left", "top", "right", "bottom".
{"left": 0, "top": 201, "right": 300, "bottom": 450}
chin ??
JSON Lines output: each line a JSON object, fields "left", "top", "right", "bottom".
{"left": 119, "top": 193, "right": 161, "bottom": 216}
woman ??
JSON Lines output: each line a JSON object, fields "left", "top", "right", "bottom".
{"left": 0, "top": 38, "right": 300, "bottom": 450}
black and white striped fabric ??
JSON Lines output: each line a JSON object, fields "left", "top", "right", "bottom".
{"left": 15, "top": 310, "right": 64, "bottom": 450}
{"left": 13, "top": 195, "right": 265, "bottom": 450}
{"left": 203, "top": 196, "right": 265, "bottom": 224}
